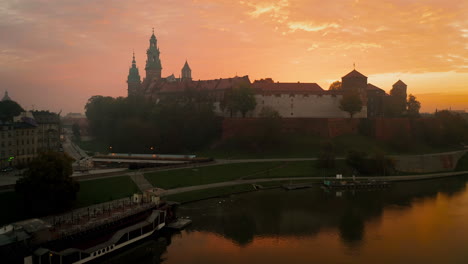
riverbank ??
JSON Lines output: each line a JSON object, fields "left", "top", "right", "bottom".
{"left": 1, "top": 153, "right": 467, "bottom": 226}
{"left": 163, "top": 171, "right": 468, "bottom": 203}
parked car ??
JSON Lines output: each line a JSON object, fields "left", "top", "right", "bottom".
{"left": 1, "top": 167, "right": 14, "bottom": 173}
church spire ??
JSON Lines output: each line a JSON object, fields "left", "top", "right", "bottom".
{"left": 181, "top": 60, "right": 192, "bottom": 81}
{"left": 145, "top": 28, "right": 162, "bottom": 80}
{"left": 127, "top": 52, "right": 142, "bottom": 97}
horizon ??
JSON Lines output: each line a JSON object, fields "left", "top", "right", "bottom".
{"left": 1, "top": 0, "right": 467, "bottom": 113}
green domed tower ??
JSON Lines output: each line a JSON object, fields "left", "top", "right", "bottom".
{"left": 127, "top": 52, "right": 142, "bottom": 97}
{"left": 145, "top": 28, "right": 162, "bottom": 81}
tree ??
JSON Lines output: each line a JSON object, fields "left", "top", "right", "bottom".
{"left": 406, "top": 94, "right": 421, "bottom": 118}
{"left": 224, "top": 84, "right": 257, "bottom": 117}
{"left": 0, "top": 100, "right": 24, "bottom": 121}
{"left": 329, "top": 81, "right": 342, "bottom": 91}
{"left": 339, "top": 92, "right": 363, "bottom": 118}
{"left": 72, "top": 123, "right": 81, "bottom": 141}
{"left": 16, "top": 152, "right": 79, "bottom": 215}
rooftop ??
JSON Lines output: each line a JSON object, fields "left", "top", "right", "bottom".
{"left": 342, "top": 69, "right": 367, "bottom": 79}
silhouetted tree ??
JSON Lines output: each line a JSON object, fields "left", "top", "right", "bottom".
{"left": 72, "top": 123, "right": 81, "bottom": 141}
{"left": 339, "top": 92, "right": 362, "bottom": 118}
{"left": 16, "top": 152, "right": 79, "bottom": 215}
{"left": 406, "top": 94, "right": 421, "bottom": 118}
{"left": 329, "top": 81, "right": 342, "bottom": 91}
{"left": 0, "top": 100, "right": 24, "bottom": 121}
{"left": 223, "top": 84, "right": 257, "bottom": 117}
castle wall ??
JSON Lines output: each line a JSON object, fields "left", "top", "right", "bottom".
{"left": 251, "top": 94, "right": 367, "bottom": 118}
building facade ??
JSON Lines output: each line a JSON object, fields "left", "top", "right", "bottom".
{"left": 32, "top": 111, "right": 61, "bottom": 152}
{"left": 0, "top": 119, "right": 38, "bottom": 168}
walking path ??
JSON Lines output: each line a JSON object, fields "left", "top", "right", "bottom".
{"left": 129, "top": 172, "right": 153, "bottom": 192}
{"left": 160, "top": 170, "right": 468, "bottom": 196}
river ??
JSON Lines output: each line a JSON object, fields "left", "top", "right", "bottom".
{"left": 103, "top": 176, "right": 468, "bottom": 263}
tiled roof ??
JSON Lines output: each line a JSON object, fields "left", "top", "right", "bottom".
{"left": 367, "top": 83, "right": 385, "bottom": 92}
{"left": 150, "top": 76, "right": 251, "bottom": 93}
{"left": 252, "top": 82, "right": 324, "bottom": 93}
{"left": 342, "top": 69, "right": 367, "bottom": 79}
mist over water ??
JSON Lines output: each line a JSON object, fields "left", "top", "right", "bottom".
{"left": 103, "top": 176, "right": 468, "bottom": 264}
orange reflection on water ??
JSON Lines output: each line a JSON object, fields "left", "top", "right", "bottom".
{"left": 163, "top": 185, "right": 468, "bottom": 264}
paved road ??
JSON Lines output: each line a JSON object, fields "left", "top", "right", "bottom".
{"left": 160, "top": 170, "right": 468, "bottom": 196}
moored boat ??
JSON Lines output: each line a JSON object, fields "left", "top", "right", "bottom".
{"left": 0, "top": 189, "right": 179, "bottom": 264}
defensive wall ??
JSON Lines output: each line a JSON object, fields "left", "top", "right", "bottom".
{"left": 391, "top": 150, "right": 468, "bottom": 173}
{"left": 222, "top": 118, "right": 361, "bottom": 139}
{"left": 222, "top": 117, "right": 412, "bottom": 140}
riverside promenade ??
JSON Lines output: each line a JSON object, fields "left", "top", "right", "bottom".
{"left": 160, "top": 170, "right": 468, "bottom": 196}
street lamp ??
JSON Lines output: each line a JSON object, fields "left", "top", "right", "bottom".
{"left": 150, "top": 146, "right": 156, "bottom": 157}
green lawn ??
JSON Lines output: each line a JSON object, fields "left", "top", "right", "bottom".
{"left": 243, "top": 160, "right": 352, "bottom": 179}
{"left": 76, "top": 176, "right": 139, "bottom": 207}
{"left": 144, "top": 162, "right": 284, "bottom": 189}
{"left": 164, "top": 184, "right": 256, "bottom": 203}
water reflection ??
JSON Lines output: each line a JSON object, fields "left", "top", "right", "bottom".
{"left": 104, "top": 175, "right": 468, "bottom": 263}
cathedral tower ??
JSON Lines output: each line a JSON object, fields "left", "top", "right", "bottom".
{"left": 145, "top": 28, "right": 162, "bottom": 81}
{"left": 127, "top": 52, "right": 142, "bottom": 97}
{"left": 181, "top": 60, "right": 192, "bottom": 81}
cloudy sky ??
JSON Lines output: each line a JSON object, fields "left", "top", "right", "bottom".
{"left": 1, "top": 0, "right": 467, "bottom": 113}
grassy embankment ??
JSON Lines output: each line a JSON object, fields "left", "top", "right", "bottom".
{"left": 145, "top": 160, "right": 352, "bottom": 203}
{"left": 0, "top": 176, "right": 139, "bottom": 226}
{"left": 197, "top": 134, "right": 463, "bottom": 159}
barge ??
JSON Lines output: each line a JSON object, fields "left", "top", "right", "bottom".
{"left": 0, "top": 189, "right": 179, "bottom": 264}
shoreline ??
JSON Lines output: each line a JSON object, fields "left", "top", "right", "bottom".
{"left": 162, "top": 170, "right": 468, "bottom": 203}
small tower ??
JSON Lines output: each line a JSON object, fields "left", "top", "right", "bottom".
{"left": 145, "top": 28, "right": 162, "bottom": 81}
{"left": 2, "top": 91, "right": 12, "bottom": 101}
{"left": 341, "top": 69, "right": 368, "bottom": 104}
{"left": 127, "top": 51, "right": 142, "bottom": 97}
{"left": 181, "top": 60, "right": 192, "bottom": 81}
{"left": 390, "top": 80, "right": 407, "bottom": 99}
{"left": 389, "top": 80, "right": 407, "bottom": 115}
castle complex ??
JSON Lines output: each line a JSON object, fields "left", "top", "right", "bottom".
{"left": 127, "top": 31, "right": 407, "bottom": 118}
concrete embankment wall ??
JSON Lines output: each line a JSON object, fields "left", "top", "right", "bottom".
{"left": 391, "top": 150, "right": 467, "bottom": 173}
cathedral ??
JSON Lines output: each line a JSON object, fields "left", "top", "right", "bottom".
{"left": 127, "top": 29, "right": 192, "bottom": 97}
{"left": 127, "top": 30, "right": 408, "bottom": 118}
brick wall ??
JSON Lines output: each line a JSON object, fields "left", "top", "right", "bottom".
{"left": 222, "top": 118, "right": 361, "bottom": 139}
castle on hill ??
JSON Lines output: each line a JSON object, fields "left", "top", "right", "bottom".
{"left": 127, "top": 30, "right": 408, "bottom": 118}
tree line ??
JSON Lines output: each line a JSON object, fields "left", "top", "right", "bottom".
{"left": 85, "top": 90, "right": 221, "bottom": 154}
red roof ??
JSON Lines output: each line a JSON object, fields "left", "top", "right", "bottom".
{"left": 252, "top": 81, "right": 324, "bottom": 93}
{"left": 148, "top": 76, "right": 251, "bottom": 93}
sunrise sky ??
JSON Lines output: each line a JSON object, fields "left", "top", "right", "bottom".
{"left": 1, "top": 0, "right": 467, "bottom": 113}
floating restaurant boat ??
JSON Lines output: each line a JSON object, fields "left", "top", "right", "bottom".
{"left": 322, "top": 179, "right": 391, "bottom": 190}
{"left": 0, "top": 189, "right": 181, "bottom": 264}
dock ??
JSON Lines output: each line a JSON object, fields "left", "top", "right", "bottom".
{"left": 282, "top": 183, "right": 315, "bottom": 190}
{"left": 166, "top": 218, "right": 192, "bottom": 230}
